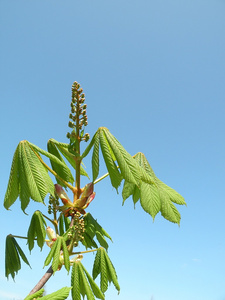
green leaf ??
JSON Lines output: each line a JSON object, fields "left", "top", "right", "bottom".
{"left": 81, "top": 132, "right": 97, "bottom": 159}
{"left": 41, "top": 287, "right": 72, "bottom": 300}
{"left": 62, "top": 238, "right": 70, "bottom": 273}
{"left": 71, "top": 261, "right": 81, "bottom": 300}
{"left": 92, "top": 248, "right": 120, "bottom": 294}
{"left": 24, "top": 289, "right": 44, "bottom": 300}
{"left": 5, "top": 235, "right": 31, "bottom": 280}
{"left": 27, "top": 211, "right": 47, "bottom": 251}
{"left": 4, "top": 141, "right": 55, "bottom": 211}
{"left": 82, "top": 214, "right": 112, "bottom": 250}
{"left": 122, "top": 152, "right": 186, "bottom": 224}
{"left": 47, "top": 140, "right": 74, "bottom": 186}
{"left": 4, "top": 145, "right": 20, "bottom": 209}
{"left": 140, "top": 182, "right": 161, "bottom": 220}
{"left": 71, "top": 261, "right": 104, "bottom": 300}
{"left": 92, "top": 131, "right": 100, "bottom": 182}
{"left": 100, "top": 128, "right": 142, "bottom": 186}
{"left": 103, "top": 249, "right": 120, "bottom": 293}
{"left": 44, "top": 236, "right": 70, "bottom": 273}
{"left": 24, "top": 287, "right": 72, "bottom": 300}
{"left": 99, "top": 129, "right": 122, "bottom": 189}
{"left": 48, "top": 139, "right": 89, "bottom": 178}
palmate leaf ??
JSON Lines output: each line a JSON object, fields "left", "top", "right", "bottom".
{"left": 5, "top": 235, "right": 31, "bottom": 279}
{"left": 71, "top": 260, "right": 104, "bottom": 300}
{"left": 122, "top": 152, "right": 186, "bottom": 224}
{"left": 4, "top": 141, "right": 55, "bottom": 211}
{"left": 92, "top": 248, "right": 120, "bottom": 294}
{"left": 82, "top": 213, "right": 112, "bottom": 250}
{"left": 48, "top": 139, "right": 89, "bottom": 178}
{"left": 82, "top": 127, "right": 153, "bottom": 188}
{"left": 24, "top": 287, "right": 71, "bottom": 300}
{"left": 27, "top": 211, "right": 47, "bottom": 251}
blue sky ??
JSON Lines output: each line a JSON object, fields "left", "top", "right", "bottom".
{"left": 0, "top": 0, "right": 225, "bottom": 299}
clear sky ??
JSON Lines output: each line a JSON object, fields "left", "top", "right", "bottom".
{"left": 0, "top": 0, "right": 225, "bottom": 300}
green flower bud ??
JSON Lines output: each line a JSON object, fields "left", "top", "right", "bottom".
{"left": 83, "top": 104, "right": 87, "bottom": 109}
{"left": 66, "top": 132, "right": 71, "bottom": 139}
{"left": 68, "top": 121, "right": 74, "bottom": 128}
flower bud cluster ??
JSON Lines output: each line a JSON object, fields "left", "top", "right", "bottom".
{"left": 72, "top": 212, "right": 85, "bottom": 247}
{"left": 48, "top": 195, "right": 60, "bottom": 215}
{"left": 66, "top": 82, "right": 89, "bottom": 142}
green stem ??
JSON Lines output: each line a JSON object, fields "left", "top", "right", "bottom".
{"left": 71, "top": 248, "right": 98, "bottom": 255}
{"left": 10, "top": 235, "right": 32, "bottom": 240}
{"left": 94, "top": 172, "right": 110, "bottom": 184}
{"left": 42, "top": 214, "right": 58, "bottom": 234}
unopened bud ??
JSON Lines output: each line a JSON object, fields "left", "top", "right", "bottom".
{"left": 68, "top": 121, "right": 74, "bottom": 128}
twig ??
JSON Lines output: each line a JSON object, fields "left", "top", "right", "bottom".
{"left": 28, "top": 266, "right": 53, "bottom": 295}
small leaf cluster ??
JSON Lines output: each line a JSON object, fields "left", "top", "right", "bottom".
{"left": 93, "top": 248, "right": 120, "bottom": 294}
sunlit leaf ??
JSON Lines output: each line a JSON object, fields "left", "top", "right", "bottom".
{"left": 5, "top": 235, "right": 31, "bottom": 279}
{"left": 27, "top": 210, "right": 47, "bottom": 251}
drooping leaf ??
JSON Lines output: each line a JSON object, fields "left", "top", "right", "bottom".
{"left": 122, "top": 152, "right": 186, "bottom": 224}
{"left": 82, "top": 214, "right": 112, "bottom": 250}
{"left": 3, "top": 145, "right": 20, "bottom": 209}
{"left": 92, "top": 248, "right": 120, "bottom": 294}
{"left": 99, "top": 129, "right": 122, "bottom": 189}
{"left": 5, "top": 235, "right": 31, "bottom": 279}
{"left": 71, "top": 261, "right": 104, "bottom": 300}
{"left": 71, "top": 260, "right": 81, "bottom": 300}
{"left": 101, "top": 128, "right": 148, "bottom": 186}
{"left": 140, "top": 181, "right": 161, "bottom": 220}
{"left": 27, "top": 210, "right": 47, "bottom": 251}
{"left": 4, "top": 141, "right": 55, "bottom": 211}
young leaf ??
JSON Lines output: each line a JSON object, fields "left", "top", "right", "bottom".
{"left": 44, "top": 236, "right": 70, "bottom": 273}
{"left": 100, "top": 128, "right": 142, "bottom": 186}
{"left": 92, "top": 248, "right": 120, "bottom": 294}
{"left": 24, "top": 287, "right": 71, "bottom": 300}
{"left": 41, "top": 287, "right": 72, "bottom": 300}
{"left": 47, "top": 140, "right": 74, "bottom": 186}
{"left": 4, "top": 144, "right": 20, "bottom": 209}
{"left": 140, "top": 181, "right": 161, "bottom": 220}
{"left": 71, "top": 261, "right": 81, "bottom": 300}
{"left": 24, "top": 289, "right": 44, "bottom": 300}
{"left": 82, "top": 265, "right": 105, "bottom": 300}
{"left": 92, "top": 131, "right": 100, "bottom": 182}
{"left": 5, "top": 235, "right": 31, "bottom": 279}
{"left": 122, "top": 152, "right": 186, "bottom": 224}
{"left": 99, "top": 129, "right": 122, "bottom": 189}
{"left": 82, "top": 214, "right": 112, "bottom": 250}
{"left": 48, "top": 139, "right": 89, "bottom": 178}
{"left": 4, "top": 140, "right": 55, "bottom": 211}
{"left": 102, "top": 249, "right": 120, "bottom": 293}
{"left": 71, "top": 261, "right": 104, "bottom": 300}
{"left": 27, "top": 211, "right": 47, "bottom": 251}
